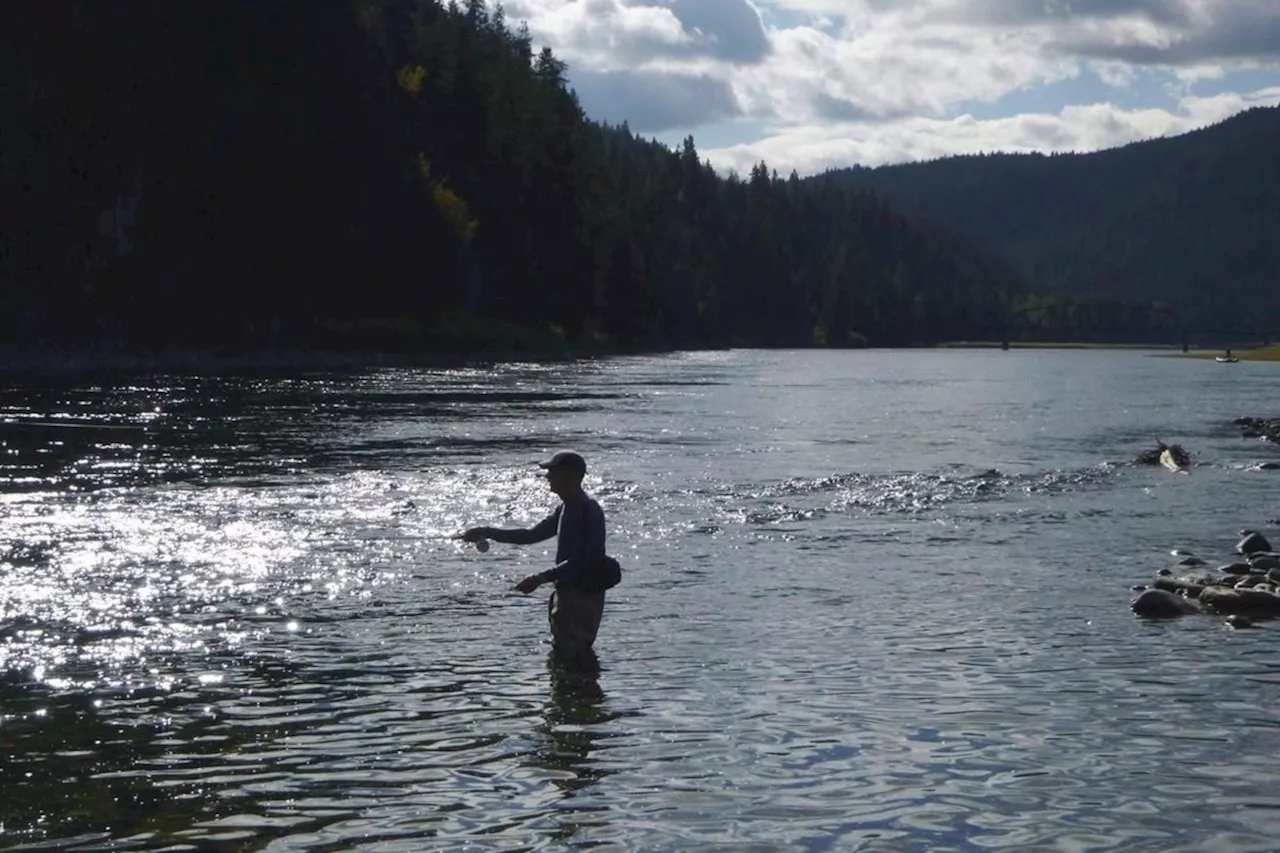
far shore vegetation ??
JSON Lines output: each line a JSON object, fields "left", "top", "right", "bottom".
{"left": 941, "top": 342, "right": 1280, "bottom": 359}
{"left": 5, "top": 2, "right": 1277, "bottom": 371}
{"left": 1177, "top": 345, "right": 1280, "bottom": 362}
{"left": 9, "top": 2, "right": 1274, "bottom": 366}
{"left": 939, "top": 341, "right": 1179, "bottom": 350}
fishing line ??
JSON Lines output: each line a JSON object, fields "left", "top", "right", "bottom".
{"left": 1, "top": 419, "right": 152, "bottom": 431}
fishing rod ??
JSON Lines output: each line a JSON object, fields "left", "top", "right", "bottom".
{"left": 430, "top": 532, "right": 489, "bottom": 551}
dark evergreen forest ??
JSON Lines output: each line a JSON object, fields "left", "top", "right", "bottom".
{"left": 822, "top": 106, "right": 1280, "bottom": 336}
{"left": 4, "top": 1, "right": 1215, "bottom": 357}
{"left": 7, "top": 0, "right": 1228, "bottom": 353}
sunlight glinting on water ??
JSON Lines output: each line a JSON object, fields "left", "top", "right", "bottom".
{"left": 3, "top": 351, "right": 1280, "bottom": 850}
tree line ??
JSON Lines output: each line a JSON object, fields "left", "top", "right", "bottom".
{"left": 821, "top": 106, "right": 1280, "bottom": 334}
{"left": 2, "top": 1, "right": 1191, "bottom": 356}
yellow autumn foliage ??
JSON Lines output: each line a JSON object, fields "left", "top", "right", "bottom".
{"left": 432, "top": 183, "right": 478, "bottom": 242}
{"left": 397, "top": 64, "right": 426, "bottom": 95}
{"left": 416, "top": 154, "right": 477, "bottom": 242}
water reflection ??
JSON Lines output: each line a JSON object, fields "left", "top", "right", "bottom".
{"left": 0, "top": 675, "right": 240, "bottom": 847}
{"left": 533, "top": 650, "right": 614, "bottom": 845}
{"left": 536, "top": 652, "right": 609, "bottom": 787}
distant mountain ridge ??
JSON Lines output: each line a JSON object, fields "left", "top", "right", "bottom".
{"left": 818, "top": 106, "right": 1280, "bottom": 329}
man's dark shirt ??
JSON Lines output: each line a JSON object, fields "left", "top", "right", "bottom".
{"left": 491, "top": 491, "right": 606, "bottom": 587}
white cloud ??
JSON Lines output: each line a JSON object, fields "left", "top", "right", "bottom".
{"left": 506, "top": 0, "right": 770, "bottom": 68}
{"left": 1173, "top": 64, "right": 1227, "bottom": 83}
{"left": 1088, "top": 59, "right": 1140, "bottom": 87}
{"left": 1057, "top": 0, "right": 1280, "bottom": 64}
{"left": 1176, "top": 85, "right": 1280, "bottom": 124}
{"left": 503, "top": 0, "right": 1280, "bottom": 165}
{"left": 505, "top": 0, "right": 692, "bottom": 68}
{"left": 727, "top": 21, "right": 1078, "bottom": 124}
{"left": 698, "top": 87, "right": 1280, "bottom": 176}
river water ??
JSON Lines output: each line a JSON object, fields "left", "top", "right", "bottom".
{"left": 2, "top": 349, "right": 1279, "bottom": 852}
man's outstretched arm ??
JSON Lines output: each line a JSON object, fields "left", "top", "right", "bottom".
{"left": 463, "top": 510, "right": 558, "bottom": 545}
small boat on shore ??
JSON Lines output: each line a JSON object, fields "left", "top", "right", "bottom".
{"left": 1216, "top": 356, "right": 1239, "bottom": 363}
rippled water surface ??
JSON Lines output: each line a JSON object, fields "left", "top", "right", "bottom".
{"left": 3, "top": 349, "right": 1280, "bottom": 852}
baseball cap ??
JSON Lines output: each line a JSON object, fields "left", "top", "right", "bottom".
{"left": 538, "top": 450, "right": 587, "bottom": 475}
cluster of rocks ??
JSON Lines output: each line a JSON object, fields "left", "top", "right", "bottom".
{"left": 1131, "top": 530, "right": 1280, "bottom": 628}
{"left": 1235, "top": 416, "right": 1280, "bottom": 443}
{"left": 1234, "top": 416, "right": 1280, "bottom": 470}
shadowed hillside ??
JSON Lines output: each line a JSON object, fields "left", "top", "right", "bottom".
{"left": 819, "top": 106, "right": 1280, "bottom": 330}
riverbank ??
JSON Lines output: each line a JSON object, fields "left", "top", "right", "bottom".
{"left": 0, "top": 342, "right": 630, "bottom": 379}
{"left": 937, "top": 341, "right": 1180, "bottom": 350}
{"left": 7, "top": 340, "right": 1274, "bottom": 379}
{"left": 1179, "top": 345, "right": 1280, "bottom": 362}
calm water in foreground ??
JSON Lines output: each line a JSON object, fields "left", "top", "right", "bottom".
{"left": 2, "top": 349, "right": 1280, "bottom": 852}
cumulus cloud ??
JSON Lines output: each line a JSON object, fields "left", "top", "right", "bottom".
{"left": 505, "top": 0, "right": 769, "bottom": 66}
{"left": 571, "top": 70, "right": 742, "bottom": 131}
{"left": 505, "top": 0, "right": 768, "bottom": 131}
{"left": 954, "top": 0, "right": 1200, "bottom": 27}
{"left": 733, "top": 20, "right": 1076, "bottom": 123}
{"left": 503, "top": 0, "right": 691, "bottom": 67}
{"left": 1059, "top": 1, "right": 1280, "bottom": 64}
{"left": 666, "top": 0, "right": 771, "bottom": 62}
{"left": 503, "top": 0, "right": 1280, "bottom": 166}
{"left": 699, "top": 87, "right": 1280, "bottom": 176}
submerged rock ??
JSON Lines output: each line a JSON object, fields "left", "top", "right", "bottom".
{"left": 1131, "top": 588, "right": 1199, "bottom": 618}
{"left": 1238, "top": 531, "right": 1273, "bottom": 556}
{"left": 1135, "top": 530, "right": 1280, "bottom": 620}
{"left": 1234, "top": 416, "right": 1280, "bottom": 444}
{"left": 1200, "top": 585, "right": 1280, "bottom": 617}
{"left": 1152, "top": 574, "right": 1213, "bottom": 598}
{"left": 1249, "top": 553, "right": 1280, "bottom": 571}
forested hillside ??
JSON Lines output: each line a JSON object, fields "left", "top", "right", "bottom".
{"left": 1, "top": 0, "right": 1032, "bottom": 355}
{"left": 821, "top": 107, "right": 1280, "bottom": 330}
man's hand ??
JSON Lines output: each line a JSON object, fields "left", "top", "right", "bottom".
{"left": 460, "top": 527, "right": 489, "bottom": 543}
{"left": 514, "top": 574, "right": 545, "bottom": 594}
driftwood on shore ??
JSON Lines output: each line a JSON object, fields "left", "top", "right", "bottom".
{"left": 1133, "top": 440, "right": 1190, "bottom": 468}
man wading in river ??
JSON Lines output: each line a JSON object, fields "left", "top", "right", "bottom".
{"left": 461, "top": 451, "right": 610, "bottom": 660}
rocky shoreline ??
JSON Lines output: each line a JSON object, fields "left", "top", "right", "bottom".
{"left": 1132, "top": 530, "right": 1280, "bottom": 627}
{"left": 1130, "top": 417, "right": 1280, "bottom": 626}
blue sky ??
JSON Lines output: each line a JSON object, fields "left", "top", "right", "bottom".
{"left": 502, "top": 0, "right": 1280, "bottom": 176}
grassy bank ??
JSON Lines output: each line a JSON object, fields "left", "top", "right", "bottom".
{"left": 1178, "top": 345, "right": 1280, "bottom": 362}
{"left": 938, "top": 341, "right": 1179, "bottom": 350}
